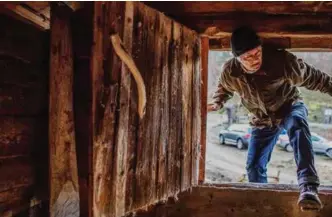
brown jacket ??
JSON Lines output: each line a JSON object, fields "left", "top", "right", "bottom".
{"left": 211, "top": 47, "right": 332, "bottom": 127}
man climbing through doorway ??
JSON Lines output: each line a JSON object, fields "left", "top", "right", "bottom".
{"left": 208, "top": 26, "right": 332, "bottom": 211}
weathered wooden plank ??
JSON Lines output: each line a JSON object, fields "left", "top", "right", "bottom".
{"left": 156, "top": 12, "right": 172, "bottom": 201}
{"left": 141, "top": 3, "right": 332, "bottom": 37}
{"left": 209, "top": 36, "right": 332, "bottom": 51}
{"left": 0, "top": 14, "right": 48, "bottom": 63}
{"left": 49, "top": 3, "right": 79, "bottom": 217}
{"left": 191, "top": 38, "right": 201, "bottom": 186}
{"left": 145, "top": 4, "right": 160, "bottom": 206}
{"left": 0, "top": 56, "right": 47, "bottom": 86}
{"left": 91, "top": 2, "right": 110, "bottom": 217}
{"left": 181, "top": 27, "right": 195, "bottom": 191}
{"left": 112, "top": 1, "right": 134, "bottom": 216}
{"left": 193, "top": 13, "right": 332, "bottom": 37}
{"left": 1, "top": 3, "right": 50, "bottom": 30}
{"left": 0, "top": 157, "right": 34, "bottom": 193}
{"left": 0, "top": 83, "right": 48, "bottom": 115}
{"left": 149, "top": 6, "right": 162, "bottom": 206}
{"left": 0, "top": 57, "right": 48, "bottom": 115}
{"left": 91, "top": 2, "right": 127, "bottom": 217}
{"left": 134, "top": 3, "right": 153, "bottom": 209}
{"left": 124, "top": 1, "right": 141, "bottom": 212}
{"left": 167, "top": 20, "right": 176, "bottom": 197}
{"left": 128, "top": 185, "right": 332, "bottom": 217}
{"left": 199, "top": 37, "right": 209, "bottom": 184}
{"left": 172, "top": 21, "right": 183, "bottom": 196}
{"left": 144, "top": 2, "right": 332, "bottom": 15}
{"left": 0, "top": 117, "right": 47, "bottom": 157}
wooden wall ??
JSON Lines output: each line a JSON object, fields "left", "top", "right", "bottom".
{"left": 131, "top": 185, "right": 332, "bottom": 217}
{"left": 73, "top": 2, "right": 201, "bottom": 217}
{"left": 0, "top": 14, "right": 49, "bottom": 216}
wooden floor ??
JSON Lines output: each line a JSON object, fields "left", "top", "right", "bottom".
{"left": 130, "top": 184, "right": 332, "bottom": 217}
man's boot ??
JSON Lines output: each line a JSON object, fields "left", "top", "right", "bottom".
{"left": 298, "top": 184, "right": 323, "bottom": 211}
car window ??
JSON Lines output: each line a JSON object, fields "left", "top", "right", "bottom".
{"left": 315, "top": 135, "right": 327, "bottom": 142}
{"left": 311, "top": 136, "right": 320, "bottom": 142}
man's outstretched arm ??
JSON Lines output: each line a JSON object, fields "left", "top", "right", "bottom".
{"left": 285, "top": 52, "right": 332, "bottom": 96}
{"left": 208, "top": 71, "right": 234, "bottom": 112}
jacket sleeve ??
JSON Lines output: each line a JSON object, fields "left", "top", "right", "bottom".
{"left": 285, "top": 52, "right": 332, "bottom": 96}
{"left": 210, "top": 67, "right": 234, "bottom": 109}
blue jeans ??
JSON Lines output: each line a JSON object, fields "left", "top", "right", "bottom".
{"left": 246, "top": 102, "right": 320, "bottom": 186}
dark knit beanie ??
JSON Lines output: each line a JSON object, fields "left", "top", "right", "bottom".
{"left": 231, "top": 26, "right": 261, "bottom": 57}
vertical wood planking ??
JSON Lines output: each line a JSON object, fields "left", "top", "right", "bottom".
{"left": 91, "top": 2, "right": 125, "bottom": 217}
{"left": 168, "top": 20, "right": 177, "bottom": 196}
{"left": 114, "top": 1, "right": 134, "bottom": 216}
{"left": 191, "top": 38, "right": 201, "bottom": 185}
{"left": 171, "top": 21, "right": 183, "bottom": 195}
{"left": 91, "top": 2, "right": 106, "bottom": 216}
{"left": 181, "top": 27, "right": 195, "bottom": 191}
{"left": 133, "top": 3, "right": 149, "bottom": 209}
{"left": 107, "top": 2, "right": 126, "bottom": 216}
{"left": 49, "top": 3, "right": 79, "bottom": 217}
{"left": 145, "top": 4, "right": 158, "bottom": 205}
{"left": 156, "top": 12, "right": 172, "bottom": 200}
{"left": 125, "top": 1, "right": 139, "bottom": 213}
{"left": 199, "top": 37, "right": 209, "bottom": 184}
{"left": 150, "top": 8, "right": 162, "bottom": 203}
{"left": 89, "top": 2, "right": 201, "bottom": 214}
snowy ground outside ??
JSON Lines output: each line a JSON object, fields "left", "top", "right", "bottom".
{"left": 205, "top": 112, "right": 332, "bottom": 185}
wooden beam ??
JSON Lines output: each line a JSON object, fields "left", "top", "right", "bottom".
{"left": 62, "top": 1, "right": 83, "bottom": 11}
{"left": 209, "top": 36, "right": 332, "bottom": 51}
{"left": 1, "top": 3, "right": 50, "bottom": 30}
{"left": 199, "top": 37, "right": 209, "bottom": 184}
{"left": 144, "top": 2, "right": 332, "bottom": 15}
{"left": 49, "top": 3, "right": 79, "bottom": 217}
{"left": 0, "top": 13, "right": 48, "bottom": 64}
{"left": 138, "top": 11, "right": 332, "bottom": 37}
{"left": 186, "top": 13, "right": 332, "bottom": 37}
{"left": 131, "top": 185, "right": 332, "bottom": 217}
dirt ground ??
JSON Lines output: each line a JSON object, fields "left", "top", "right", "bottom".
{"left": 205, "top": 112, "right": 332, "bottom": 185}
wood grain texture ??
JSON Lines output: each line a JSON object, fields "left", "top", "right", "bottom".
{"left": 143, "top": 2, "right": 332, "bottom": 37}
{"left": 191, "top": 38, "right": 201, "bottom": 186}
{"left": 129, "top": 185, "right": 332, "bottom": 217}
{"left": 49, "top": 4, "right": 79, "bottom": 217}
{"left": 156, "top": 11, "right": 172, "bottom": 201}
{"left": 113, "top": 1, "right": 134, "bottom": 216}
{"left": 144, "top": 2, "right": 332, "bottom": 15}
{"left": 198, "top": 37, "right": 209, "bottom": 184}
{"left": 0, "top": 117, "right": 46, "bottom": 157}
{"left": 210, "top": 36, "right": 332, "bottom": 51}
{"left": 0, "top": 14, "right": 48, "bottom": 63}
{"left": 82, "top": 2, "right": 201, "bottom": 216}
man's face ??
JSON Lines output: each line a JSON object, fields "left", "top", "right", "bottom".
{"left": 237, "top": 46, "right": 262, "bottom": 73}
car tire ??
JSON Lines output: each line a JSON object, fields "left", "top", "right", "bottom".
{"left": 236, "top": 139, "right": 244, "bottom": 150}
{"left": 219, "top": 135, "right": 225, "bottom": 145}
{"left": 326, "top": 149, "right": 332, "bottom": 159}
{"left": 285, "top": 144, "right": 293, "bottom": 152}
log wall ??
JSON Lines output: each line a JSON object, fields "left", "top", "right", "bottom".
{"left": 73, "top": 2, "right": 201, "bottom": 216}
{"left": 0, "top": 14, "right": 49, "bottom": 216}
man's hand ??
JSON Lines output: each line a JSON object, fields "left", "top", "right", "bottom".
{"left": 207, "top": 103, "right": 221, "bottom": 112}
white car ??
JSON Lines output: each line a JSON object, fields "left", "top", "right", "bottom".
{"left": 277, "top": 132, "right": 332, "bottom": 159}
